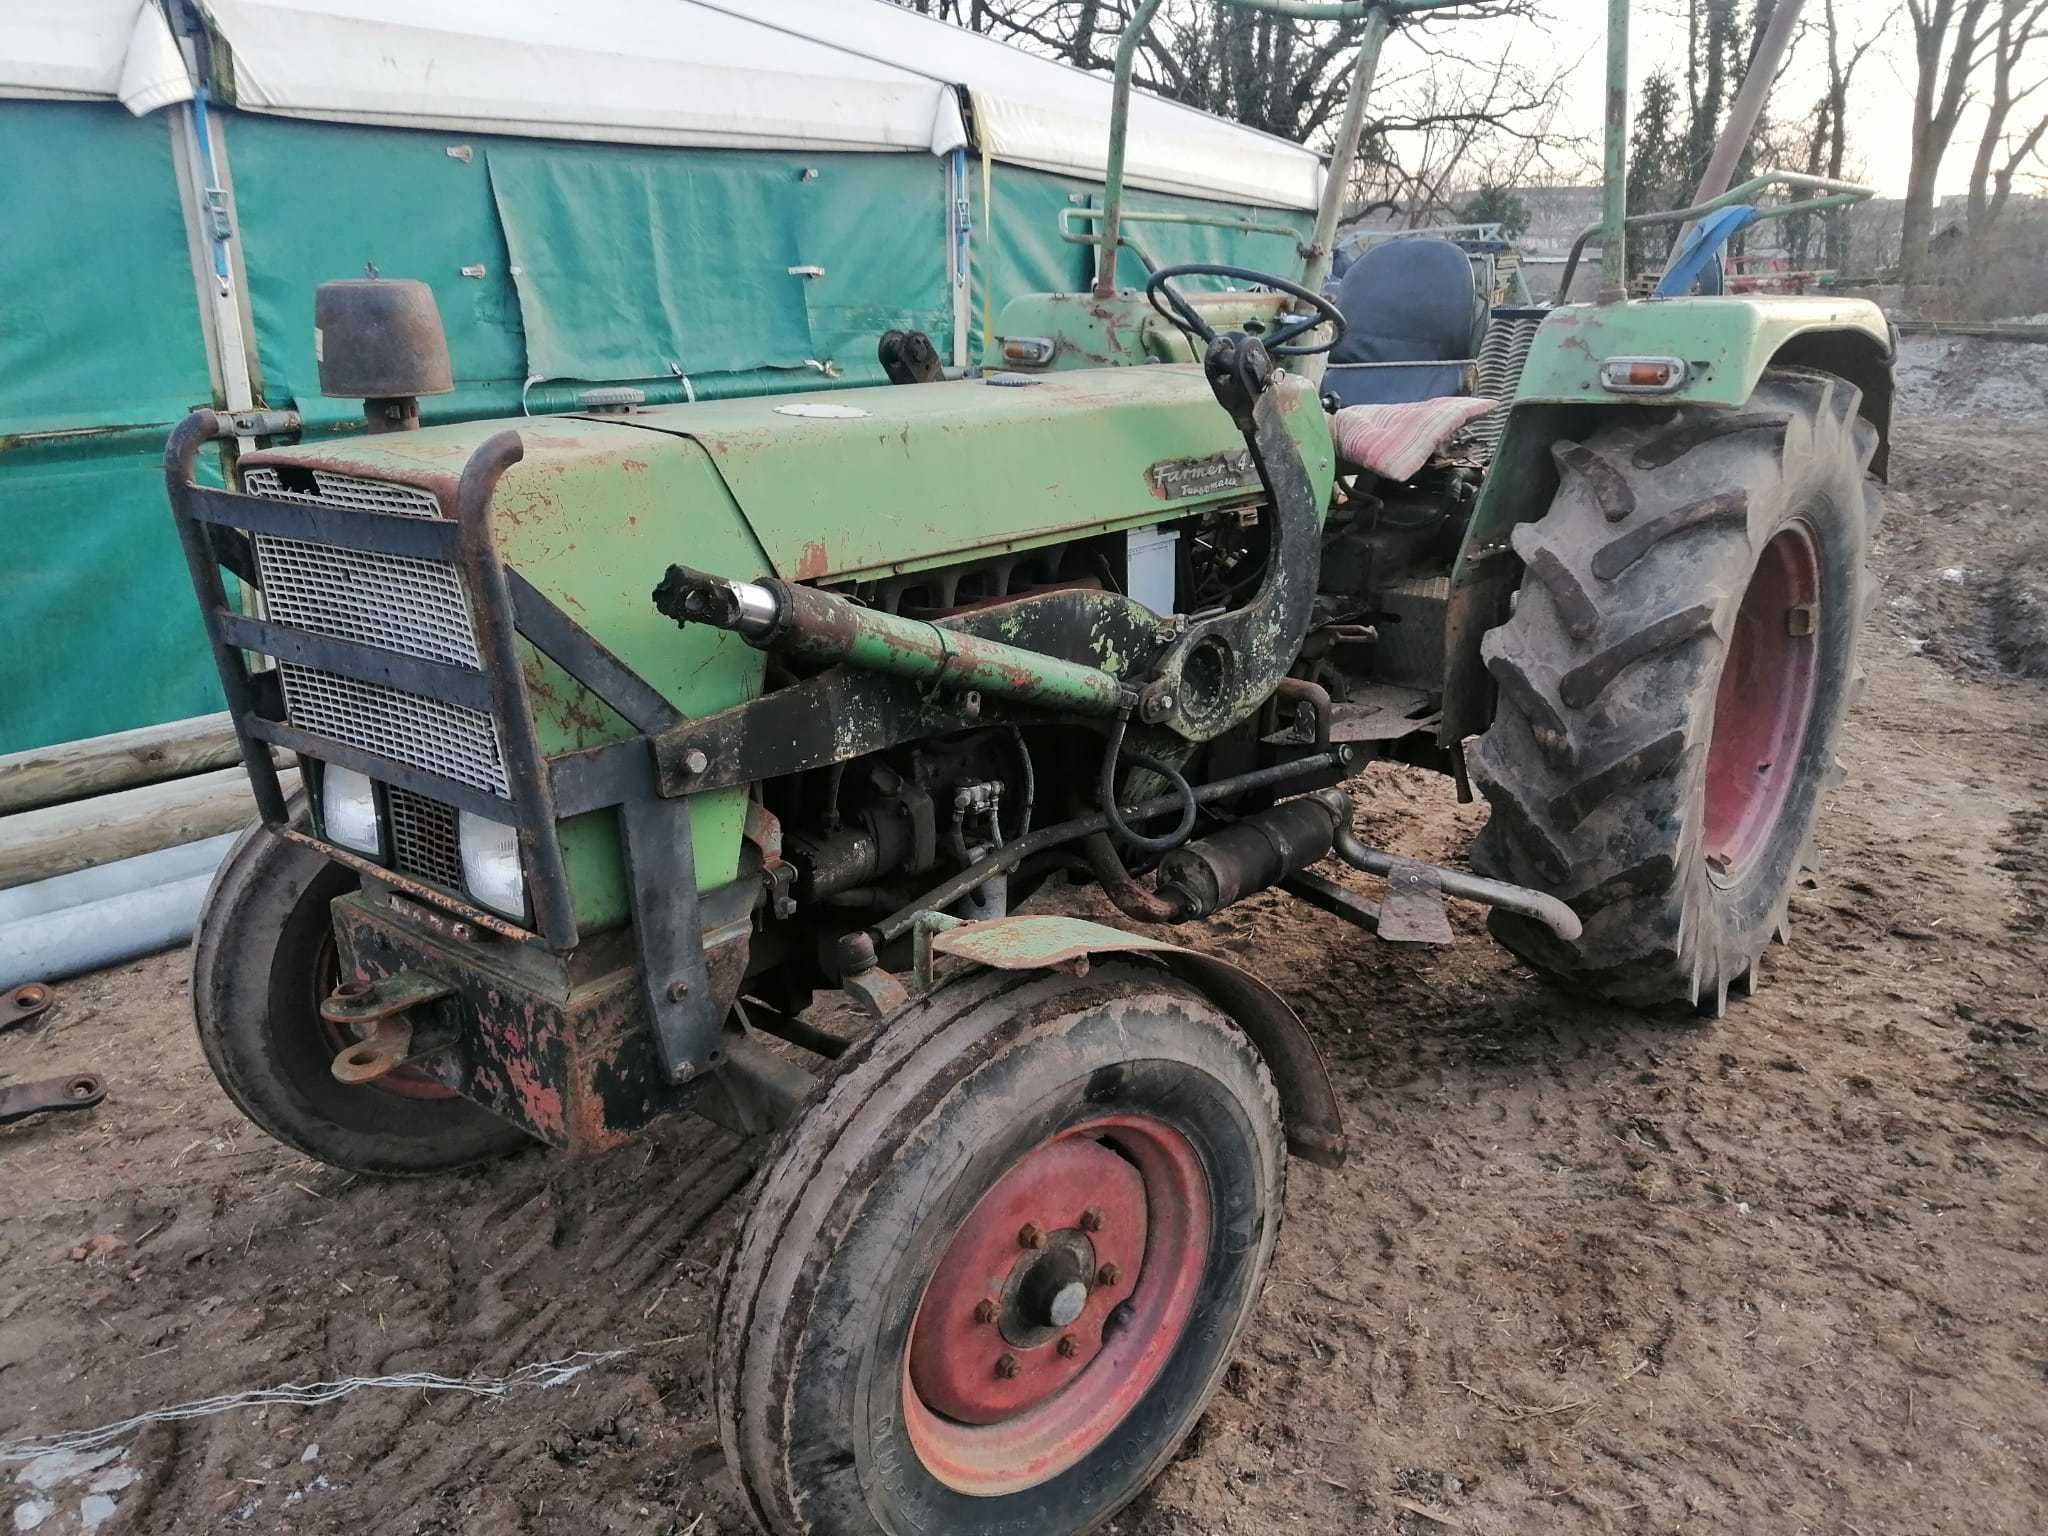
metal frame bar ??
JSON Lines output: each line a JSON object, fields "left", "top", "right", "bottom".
{"left": 1561, "top": 170, "right": 1876, "bottom": 303}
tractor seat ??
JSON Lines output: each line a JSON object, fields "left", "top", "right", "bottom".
{"left": 1329, "top": 397, "right": 1498, "bottom": 482}
{"left": 1324, "top": 238, "right": 1487, "bottom": 407}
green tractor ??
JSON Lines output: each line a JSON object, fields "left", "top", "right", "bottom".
{"left": 167, "top": 0, "right": 1888, "bottom": 1529}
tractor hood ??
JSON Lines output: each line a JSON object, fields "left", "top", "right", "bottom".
{"left": 236, "top": 364, "right": 1332, "bottom": 761}
{"left": 576, "top": 363, "right": 1299, "bottom": 584}
{"left": 233, "top": 368, "right": 1331, "bottom": 928}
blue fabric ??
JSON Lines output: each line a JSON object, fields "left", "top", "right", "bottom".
{"left": 1654, "top": 205, "right": 1762, "bottom": 297}
{"left": 1329, "top": 239, "right": 1482, "bottom": 366}
{"left": 1323, "top": 361, "right": 1470, "bottom": 407}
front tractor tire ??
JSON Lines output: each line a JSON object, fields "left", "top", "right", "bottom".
{"left": 1470, "top": 368, "right": 1882, "bottom": 1013}
{"left": 714, "top": 963, "right": 1286, "bottom": 1536}
{"left": 192, "top": 817, "right": 530, "bottom": 1176}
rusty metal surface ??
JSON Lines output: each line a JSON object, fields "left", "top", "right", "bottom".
{"left": 651, "top": 586, "right": 1174, "bottom": 800}
{"left": 329, "top": 893, "right": 716, "bottom": 1153}
{"left": 0, "top": 1072, "right": 106, "bottom": 1126}
{"left": 320, "top": 970, "right": 454, "bottom": 1031}
{"left": 278, "top": 829, "right": 541, "bottom": 946}
{"left": 1375, "top": 859, "right": 1456, "bottom": 946}
{"left": 929, "top": 914, "right": 1347, "bottom": 1167}
{"left": 330, "top": 1017, "right": 416, "bottom": 1085}
{"left": 2, "top": 983, "right": 55, "bottom": 1031}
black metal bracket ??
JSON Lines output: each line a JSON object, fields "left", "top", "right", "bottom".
{"left": 648, "top": 586, "right": 1176, "bottom": 799}
{"left": 619, "top": 796, "right": 722, "bottom": 1081}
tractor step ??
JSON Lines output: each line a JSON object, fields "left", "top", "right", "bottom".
{"left": 1263, "top": 684, "right": 1438, "bottom": 746}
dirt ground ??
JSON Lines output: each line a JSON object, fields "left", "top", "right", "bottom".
{"left": 5, "top": 405, "right": 2047, "bottom": 1535}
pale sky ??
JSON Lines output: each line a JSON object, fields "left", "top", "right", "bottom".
{"left": 1401, "top": 1, "right": 2046, "bottom": 200}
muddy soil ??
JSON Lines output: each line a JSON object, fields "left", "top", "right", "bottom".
{"left": 5, "top": 414, "right": 2047, "bottom": 1536}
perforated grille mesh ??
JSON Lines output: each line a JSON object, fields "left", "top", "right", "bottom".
{"left": 278, "top": 666, "right": 509, "bottom": 798}
{"left": 387, "top": 787, "right": 466, "bottom": 891}
{"left": 238, "top": 465, "right": 509, "bottom": 800}
{"left": 252, "top": 535, "right": 482, "bottom": 668}
{"left": 242, "top": 466, "right": 441, "bottom": 520}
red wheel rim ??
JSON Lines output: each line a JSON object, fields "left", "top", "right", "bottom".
{"left": 902, "top": 1115, "right": 1211, "bottom": 1497}
{"left": 1703, "top": 524, "right": 1821, "bottom": 879}
{"left": 314, "top": 941, "right": 455, "bottom": 1102}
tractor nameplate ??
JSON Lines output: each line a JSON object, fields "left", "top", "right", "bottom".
{"left": 1147, "top": 449, "right": 1257, "bottom": 500}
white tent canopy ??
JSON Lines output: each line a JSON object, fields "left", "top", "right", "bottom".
{"left": 198, "top": 0, "right": 969, "bottom": 156}
{"left": 0, "top": 0, "right": 192, "bottom": 115}
{"left": 0, "top": 0, "right": 1322, "bottom": 211}
{"left": 694, "top": 0, "right": 1323, "bottom": 210}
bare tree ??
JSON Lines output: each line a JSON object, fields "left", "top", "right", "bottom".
{"left": 1965, "top": 1, "right": 2048, "bottom": 273}
{"left": 1899, "top": 0, "right": 1995, "bottom": 283}
{"left": 1779, "top": 0, "right": 1889, "bottom": 270}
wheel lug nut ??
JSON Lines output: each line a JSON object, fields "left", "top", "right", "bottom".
{"left": 1079, "top": 1207, "right": 1103, "bottom": 1233}
{"left": 973, "top": 1298, "right": 998, "bottom": 1325}
{"left": 1096, "top": 1262, "right": 1122, "bottom": 1287}
{"left": 995, "top": 1353, "right": 1020, "bottom": 1380}
{"left": 1019, "top": 1222, "right": 1047, "bottom": 1250}
{"left": 1057, "top": 1335, "right": 1080, "bottom": 1358}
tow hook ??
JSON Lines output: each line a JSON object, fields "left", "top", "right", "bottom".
{"left": 321, "top": 971, "right": 454, "bottom": 1084}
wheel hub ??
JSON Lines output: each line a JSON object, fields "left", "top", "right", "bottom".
{"left": 902, "top": 1115, "right": 1212, "bottom": 1496}
{"left": 908, "top": 1135, "right": 1145, "bottom": 1424}
{"left": 1703, "top": 523, "right": 1822, "bottom": 880}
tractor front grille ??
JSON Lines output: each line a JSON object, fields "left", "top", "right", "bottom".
{"left": 386, "top": 785, "right": 466, "bottom": 891}
{"left": 277, "top": 666, "right": 510, "bottom": 797}
{"left": 242, "top": 469, "right": 482, "bottom": 668}
{"left": 241, "top": 466, "right": 510, "bottom": 799}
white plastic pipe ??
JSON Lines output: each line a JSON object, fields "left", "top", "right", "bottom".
{"left": 0, "top": 833, "right": 237, "bottom": 927}
{"left": 0, "top": 871, "right": 220, "bottom": 992}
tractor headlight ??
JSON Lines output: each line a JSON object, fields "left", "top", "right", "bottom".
{"left": 319, "top": 765, "right": 383, "bottom": 857}
{"left": 458, "top": 813, "right": 526, "bottom": 919}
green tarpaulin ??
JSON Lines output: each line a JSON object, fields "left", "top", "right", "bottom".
{"left": 2, "top": 105, "right": 1315, "bottom": 755}
{"left": 0, "top": 102, "right": 225, "bottom": 755}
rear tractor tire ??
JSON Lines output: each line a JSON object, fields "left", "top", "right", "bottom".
{"left": 1470, "top": 368, "right": 1882, "bottom": 1014}
{"left": 714, "top": 962, "right": 1286, "bottom": 1536}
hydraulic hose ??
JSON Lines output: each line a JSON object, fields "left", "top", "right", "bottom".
{"left": 1098, "top": 713, "right": 1198, "bottom": 854}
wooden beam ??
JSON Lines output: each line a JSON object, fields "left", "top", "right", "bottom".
{"left": 0, "top": 713, "right": 251, "bottom": 816}
{"left": 0, "top": 766, "right": 298, "bottom": 891}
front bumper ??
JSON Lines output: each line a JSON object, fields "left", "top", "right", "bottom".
{"left": 328, "top": 889, "right": 751, "bottom": 1151}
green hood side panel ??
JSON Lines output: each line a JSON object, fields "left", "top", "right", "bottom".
{"left": 260, "top": 416, "right": 772, "bottom": 929}
{"left": 594, "top": 364, "right": 1324, "bottom": 584}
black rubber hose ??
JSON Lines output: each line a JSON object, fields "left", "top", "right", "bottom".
{"left": 1005, "top": 724, "right": 1036, "bottom": 838}
{"left": 1099, "top": 713, "right": 1198, "bottom": 854}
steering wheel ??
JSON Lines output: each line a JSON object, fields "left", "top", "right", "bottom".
{"left": 1144, "top": 263, "right": 1346, "bottom": 358}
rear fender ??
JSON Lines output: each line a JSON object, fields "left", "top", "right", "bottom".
{"left": 1439, "top": 302, "right": 1896, "bottom": 745}
{"left": 929, "top": 913, "right": 1347, "bottom": 1167}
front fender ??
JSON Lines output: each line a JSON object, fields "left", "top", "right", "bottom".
{"left": 929, "top": 913, "right": 1347, "bottom": 1167}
